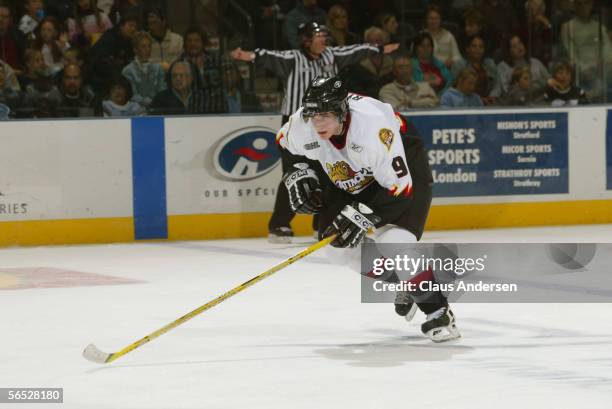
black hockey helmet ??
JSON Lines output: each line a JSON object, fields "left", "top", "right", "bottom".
{"left": 298, "top": 21, "right": 329, "bottom": 40}
{"left": 301, "top": 76, "right": 349, "bottom": 121}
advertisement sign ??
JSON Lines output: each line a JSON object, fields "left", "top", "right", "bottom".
{"left": 409, "top": 112, "right": 569, "bottom": 197}
{"left": 165, "top": 115, "right": 283, "bottom": 215}
{"left": 607, "top": 110, "right": 612, "bottom": 190}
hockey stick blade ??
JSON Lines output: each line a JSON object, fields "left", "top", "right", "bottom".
{"left": 82, "top": 343, "right": 113, "bottom": 364}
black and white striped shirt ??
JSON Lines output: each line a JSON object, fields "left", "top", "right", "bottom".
{"left": 254, "top": 44, "right": 380, "bottom": 116}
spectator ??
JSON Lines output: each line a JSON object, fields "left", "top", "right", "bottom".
{"left": 474, "top": 0, "right": 519, "bottom": 55}
{"left": 56, "top": 47, "right": 90, "bottom": 85}
{"left": 560, "top": 0, "right": 611, "bottom": 102}
{"left": 62, "top": 47, "right": 84, "bottom": 67}
{"left": 326, "top": 4, "right": 359, "bottom": 46}
{"left": 497, "top": 34, "right": 549, "bottom": 96}
{"left": 223, "top": 62, "right": 261, "bottom": 113}
{"left": 33, "top": 17, "right": 69, "bottom": 75}
{"left": 18, "top": 48, "right": 48, "bottom": 89}
{"left": 67, "top": 0, "right": 113, "bottom": 47}
{"left": 23, "top": 71, "right": 62, "bottom": 117}
{"left": 110, "top": 0, "right": 144, "bottom": 28}
{"left": 375, "top": 12, "right": 399, "bottom": 44}
{"left": 102, "top": 75, "right": 143, "bottom": 116}
{"left": 0, "top": 58, "right": 21, "bottom": 92}
{"left": 451, "top": 34, "right": 501, "bottom": 104}
{"left": 498, "top": 66, "right": 546, "bottom": 106}
{"left": 97, "top": 0, "right": 114, "bottom": 15}
{"left": 425, "top": 5, "right": 462, "bottom": 68}
{"left": 542, "top": 61, "right": 588, "bottom": 106}
{"left": 248, "top": 0, "right": 291, "bottom": 50}
{"left": 45, "top": 0, "right": 73, "bottom": 22}
{"left": 89, "top": 13, "right": 138, "bottom": 95}
{"left": 19, "top": 0, "right": 45, "bottom": 40}
{"left": 411, "top": 31, "right": 453, "bottom": 95}
{"left": 146, "top": 7, "right": 183, "bottom": 72}
{"left": 121, "top": 31, "right": 165, "bottom": 107}
{"left": 440, "top": 67, "right": 484, "bottom": 107}
{"left": 149, "top": 60, "right": 206, "bottom": 115}
{"left": 284, "top": 0, "right": 326, "bottom": 49}
{"left": 341, "top": 26, "right": 394, "bottom": 98}
{"left": 457, "top": 8, "right": 491, "bottom": 57}
{"left": 58, "top": 62, "right": 97, "bottom": 117}
{"left": 518, "top": 0, "right": 553, "bottom": 67}
{"left": 0, "top": 63, "right": 21, "bottom": 110}
{"left": 379, "top": 53, "right": 439, "bottom": 110}
{"left": 178, "top": 26, "right": 227, "bottom": 113}
{"left": 0, "top": 1, "right": 26, "bottom": 69}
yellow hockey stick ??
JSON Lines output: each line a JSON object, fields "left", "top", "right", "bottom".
{"left": 83, "top": 235, "right": 335, "bottom": 364}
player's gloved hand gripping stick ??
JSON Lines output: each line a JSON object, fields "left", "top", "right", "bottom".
{"left": 82, "top": 235, "right": 336, "bottom": 364}
{"left": 283, "top": 162, "right": 323, "bottom": 214}
{"left": 324, "top": 202, "right": 381, "bottom": 248}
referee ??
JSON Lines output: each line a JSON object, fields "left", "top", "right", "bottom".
{"left": 231, "top": 22, "right": 398, "bottom": 243}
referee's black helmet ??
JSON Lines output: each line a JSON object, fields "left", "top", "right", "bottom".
{"left": 298, "top": 21, "right": 329, "bottom": 39}
{"left": 301, "top": 76, "right": 349, "bottom": 120}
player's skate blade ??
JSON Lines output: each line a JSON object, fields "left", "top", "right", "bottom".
{"left": 394, "top": 291, "right": 417, "bottom": 322}
{"left": 268, "top": 227, "right": 294, "bottom": 244}
{"left": 421, "top": 307, "right": 461, "bottom": 342}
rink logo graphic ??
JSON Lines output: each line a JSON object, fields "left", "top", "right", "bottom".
{"left": 0, "top": 267, "right": 143, "bottom": 290}
{"left": 213, "top": 127, "right": 281, "bottom": 180}
{"left": 378, "top": 128, "right": 394, "bottom": 151}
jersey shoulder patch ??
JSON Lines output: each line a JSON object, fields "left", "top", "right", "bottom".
{"left": 378, "top": 128, "right": 394, "bottom": 151}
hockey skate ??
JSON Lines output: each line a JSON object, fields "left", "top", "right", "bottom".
{"left": 268, "top": 227, "right": 294, "bottom": 244}
{"left": 421, "top": 306, "right": 461, "bottom": 342}
{"left": 394, "top": 290, "right": 418, "bottom": 322}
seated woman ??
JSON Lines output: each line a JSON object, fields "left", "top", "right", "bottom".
{"left": 121, "top": 31, "right": 166, "bottom": 107}
{"left": 32, "top": 17, "right": 70, "bottom": 76}
{"left": 410, "top": 31, "right": 453, "bottom": 95}
{"left": 496, "top": 34, "right": 550, "bottom": 96}
{"left": 440, "top": 67, "right": 484, "bottom": 108}
{"left": 18, "top": 48, "right": 50, "bottom": 90}
{"left": 424, "top": 5, "right": 462, "bottom": 68}
{"left": 451, "top": 34, "right": 501, "bottom": 105}
{"left": 326, "top": 4, "right": 359, "bottom": 47}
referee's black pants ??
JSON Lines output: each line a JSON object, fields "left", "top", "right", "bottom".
{"left": 268, "top": 115, "right": 318, "bottom": 232}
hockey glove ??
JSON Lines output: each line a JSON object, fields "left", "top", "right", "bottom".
{"left": 282, "top": 163, "right": 323, "bottom": 214}
{"left": 323, "top": 202, "right": 381, "bottom": 248}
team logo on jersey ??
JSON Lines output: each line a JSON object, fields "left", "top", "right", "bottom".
{"left": 325, "top": 161, "right": 374, "bottom": 193}
{"left": 213, "top": 127, "right": 281, "bottom": 180}
{"left": 378, "top": 128, "right": 394, "bottom": 151}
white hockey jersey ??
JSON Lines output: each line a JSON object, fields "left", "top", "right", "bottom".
{"left": 276, "top": 94, "right": 413, "bottom": 197}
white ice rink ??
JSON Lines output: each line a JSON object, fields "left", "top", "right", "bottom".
{"left": 2, "top": 225, "right": 612, "bottom": 409}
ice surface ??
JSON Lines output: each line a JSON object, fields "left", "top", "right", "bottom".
{"left": 1, "top": 225, "right": 612, "bottom": 408}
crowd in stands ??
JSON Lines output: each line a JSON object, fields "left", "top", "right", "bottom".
{"left": 0, "top": 0, "right": 609, "bottom": 120}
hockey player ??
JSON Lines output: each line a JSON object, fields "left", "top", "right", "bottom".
{"left": 231, "top": 22, "right": 399, "bottom": 243}
{"left": 277, "top": 76, "right": 460, "bottom": 342}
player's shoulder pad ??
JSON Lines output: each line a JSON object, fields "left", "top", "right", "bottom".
{"left": 347, "top": 95, "right": 401, "bottom": 152}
